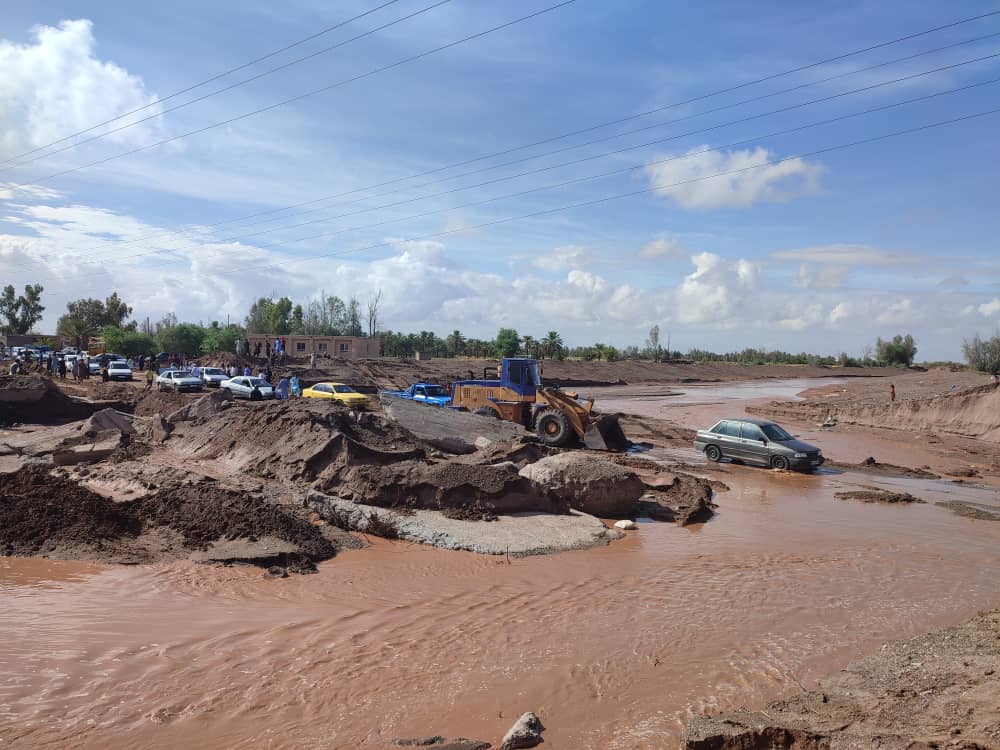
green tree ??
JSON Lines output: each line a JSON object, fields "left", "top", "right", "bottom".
{"left": 876, "top": 334, "right": 917, "bottom": 366}
{"left": 495, "top": 328, "right": 520, "bottom": 359}
{"left": 446, "top": 330, "right": 465, "bottom": 356}
{"left": 158, "top": 323, "right": 206, "bottom": 356}
{"left": 102, "top": 326, "right": 157, "bottom": 356}
{"left": 200, "top": 322, "right": 243, "bottom": 354}
{"left": 542, "top": 331, "right": 564, "bottom": 360}
{"left": 645, "top": 324, "right": 661, "bottom": 362}
{"left": 522, "top": 335, "right": 536, "bottom": 358}
{"left": 345, "top": 296, "right": 363, "bottom": 337}
{"left": 962, "top": 332, "right": 1000, "bottom": 373}
{"left": 57, "top": 294, "right": 135, "bottom": 346}
{"left": 0, "top": 283, "right": 45, "bottom": 334}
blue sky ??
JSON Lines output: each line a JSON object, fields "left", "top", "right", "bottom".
{"left": 1, "top": 0, "right": 998, "bottom": 358}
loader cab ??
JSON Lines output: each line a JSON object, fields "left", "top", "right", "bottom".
{"left": 502, "top": 357, "right": 542, "bottom": 397}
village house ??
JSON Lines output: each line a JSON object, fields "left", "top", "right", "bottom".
{"left": 244, "top": 334, "right": 380, "bottom": 359}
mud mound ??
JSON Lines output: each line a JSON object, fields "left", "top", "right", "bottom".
{"left": 827, "top": 457, "right": 939, "bottom": 479}
{"left": 753, "top": 382, "right": 1000, "bottom": 444}
{"left": 0, "top": 465, "right": 141, "bottom": 558}
{"left": 90, "top": 382, "right": 140, "bottom": 404}
{"left": 1, "top": 466, "right": 338, "bottom": 568}
{"left": 133, "top": 484, "right": 336, "bottom": 560}
{"left": 684, "top": 608, "right": 1000, "bottom": 748}
{"left": 323, "top": 460, "right": 568, "bottom": 515}
{"left": 134, "top": 390, "right": 191, "bottom": 417}
{"left": 637, "top": 475, "right": 717, "bottom": 525}
{"left": 936, "top": 500, "right": 1000, "bottom": 521}
{"left": 179, "top": 399, "right": 424, "bottom": 484}
{"left": 835, "top": 490, "right": 924, "bottom": 504}
{"left": 0, "top": 375, "right": 113, "bottom": 424}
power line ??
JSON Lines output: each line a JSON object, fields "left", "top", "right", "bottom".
{"left": 35, "top": 54, "right": 999, "bottom": 272}
{"left": 6, "top": 0, "right": 578, "bottom": 189}
{"left": 0, "top": 0, "right": 409, "bottom": 166}
{"left": 30, "top": 87, "right": 1000, "bottom": 285}
{"left": 52, "top": 17, "right": 1000, "bottom": 261}
{"left": 0, "top": 0, "right": 453, "bottom": 174}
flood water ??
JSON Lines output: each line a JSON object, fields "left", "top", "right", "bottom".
{"left": 3, "top": 379, "right": 1000, "bottom": 749}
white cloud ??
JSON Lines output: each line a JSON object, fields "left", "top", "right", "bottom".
{"left": 828, "top": 302, "right": 850, "bottom": 323}
{"left": 771, "top": 244, "right": 919, "bottom": 266}
{"left": 0, "top": 182, "right": 64, "bottom": 201}
{"left": 979, "top": 298, "right": 1000, "bottom": 317}
{"left": 638, "top": 237, "right": 685, "bottom": 260}
{"left": 795, "top": 263, "right": 848, "bottom": 289}
{"left": 0, "top": 19, "right": 163, "bottom": 158}
{"left": 645, "top": 145, "right": 821, "bottom": 210}
{"left": 676, "top": 252, "right": 758, "bottom": 324}
{"left": 532, "top": 245, "right": 593, "bottom": 272}
{"left": 875, "top": 298, "right": 919, "bottom": 326}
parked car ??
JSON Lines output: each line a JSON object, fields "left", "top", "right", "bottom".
{"left": 156, "top": 369, "right": 203, "bottom": 392}
{"left": 107, "top": 361, "right": 133, "bottom": 381}
{"left": 302, "top": 382, "right": 368, "bottom": 407}
{"left": 200, "top": 367, "right": 229, "bottom": 388}
{"left": 88, "top": 358, "right": 102, "bottom": 375}
{"left": 380, "top": 382, "right": 452, "bottom": 407}
{"left": 693, "top": 417, "right": 824, "bottom": 471}
{"left": 220, "top": 376, "right": 274, "bottom": 400}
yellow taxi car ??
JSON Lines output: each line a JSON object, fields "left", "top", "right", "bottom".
{"left": 301, "top": 381, "right": 368, "bottom": 407}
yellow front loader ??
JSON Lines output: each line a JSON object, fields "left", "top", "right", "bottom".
{"left": 449, "top": 357, "right": 628, "bottom": 451}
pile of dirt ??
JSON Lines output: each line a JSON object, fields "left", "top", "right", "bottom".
{"left": 827, "top": 456, "right": 940, "bottom": 479}
{"left": 835, "top": 489, "right": 925, "bottom": 504}
{"left": 0, "top": 465, "right": 141, "bottom": 558}
{"left": 0, "top": 465, "right": 339, "bottom": 569}
{"left": 89, "top": 382, "right": 140, "bottom": 404}
{"left": 636, "top": 475, "right": 718, "bottom": 524}
{"left": 936, "top": 500, "right": 1000, "bottom": 522}
{"left": 0, "top": 375, "right": 116, "bottom": 424}
{"left": 684, "top": 608, "right": 1000, "bottom": 748}
{"left": 176, "top": 399, "right": 424, "bottom": 485}
{"left": 133, "top": 389, "right": 192, "bottom": 417}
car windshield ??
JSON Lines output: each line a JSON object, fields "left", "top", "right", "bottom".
{"left": 204, "top": 368, "right": 224, "bottom": 375}
{"left": 109, "top": 362, "right": 128, "bottom": 368}
{"left": 761, "top": 423, "right": 793, "bottom": 441}
{"left": 247, "top": 378, "right": 268, "bottom": 387}
{"left": 526, "top": 362, "right": 542, "bottom": 387}
{"left": 333, "top": 385, "right": 356, "bottom": 393}
{"left": 424, "top": 385, "right": 448, "bottom": 397}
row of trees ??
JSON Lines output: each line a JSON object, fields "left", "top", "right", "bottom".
{"left": 962, "top": 332, "right": 1000, "bottom": 373}
{"left": 244, "top": 291, "right": 381, "bottom": 338}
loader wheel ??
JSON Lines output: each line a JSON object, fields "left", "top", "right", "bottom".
{"left": 705, "top": 445, "right": 722, "bottom": 462}
{"left": 535, "top": 408, "right": 572, "bottom": 447}
{"left": 473, "top": 406, "right": 499, "bottom": 419}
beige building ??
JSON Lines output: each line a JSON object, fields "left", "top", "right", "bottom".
{"left": 245, "top": 334, "right": 380, "bottom": 359}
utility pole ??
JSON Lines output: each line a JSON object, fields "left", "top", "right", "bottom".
{"left": 666, "top": 328, "right": 671, "bottom": 361}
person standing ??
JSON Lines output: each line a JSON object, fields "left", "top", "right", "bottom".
{"left": 145, "top": 367, "right": 155, "bottom": 391}
{"left": 58, "top": 357, "right": 66, "bottom": 380}
{"left": 275, "top": 376, "right": 289, "bottom": 401}
{"left": 290, "top": 374, "right": 301, "bottom": 398}
{"left": 889, "top": 383, "right": 896, "bottom": 403}
{"left": 310, "top": 350, "right": 317, "bottom": 370}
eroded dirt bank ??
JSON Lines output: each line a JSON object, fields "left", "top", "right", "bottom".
{"left": 684, "top": 608, "right": 1000, "bottom": 749}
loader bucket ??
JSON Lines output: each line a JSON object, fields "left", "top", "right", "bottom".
{"left": 583, "top": 413, "right": 630, "bottom": 452}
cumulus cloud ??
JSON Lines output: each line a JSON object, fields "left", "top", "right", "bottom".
{"left": 795, "top": 263, "right": 848, "bottom": 289}
{"left": 875, "top": 298, "right": 919, "bottom": 326}
{"left": 645, "top": 145, "right": 821, "bottom": 210}
{"left": 638, "top": 237, "right": 686, "bottom": 260}
{"left": 676, "top": 252, "right": 758, "bottom": 324}
{"left": 0, "top": 19, "right": 163, "bottom": 158}
{"left": 532, "top": 245, "right": 593, "bottom": 272}
{"left": 978, "top": 298, "right": 1000, "bottom": 317}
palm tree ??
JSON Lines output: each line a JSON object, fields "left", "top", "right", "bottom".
{"left": 446, "top": 329, "right": 465, "bottom": 357}
{"left": 543, "top": 331, "right": 563, "bottom": 360}
{"left": 522, "top": 335, "right": 536, "bottom": 358}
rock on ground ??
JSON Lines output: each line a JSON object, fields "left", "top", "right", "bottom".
{"left": 307, "top": 490, "right": 622, "bottom": 556}
{"left": 381, "top": 393, "right": 529, "bottom": 454}
{"left": 518, "top": 452, "right": 644, "bottom": 517}
{"left": 498, "top": 712, "right": 545, "bottom": 750}
{"left": 683, "top": 608, "right": 1000, "bottom": 749}
{"left": 166, "top": 389, "right": 233, "bottom": 424}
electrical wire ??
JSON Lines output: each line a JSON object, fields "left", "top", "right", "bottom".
{"left": 4, "top": 0, "right": 577, "bottom": 189}
{"left": 0, "top": 0, "right": 453, "bottom": 173}
{"left": 0, "top": 0, "right": 410, "bottom": 166}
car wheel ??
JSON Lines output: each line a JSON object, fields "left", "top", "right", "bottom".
{"left": 705, "top": 444, "right": 722, "bottom": 462}
{"left": 771, "top": 455, "right": 790, "bottom": 471}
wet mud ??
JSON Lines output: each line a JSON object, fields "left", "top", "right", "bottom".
{"left": 834, "top": 489, "right": 925, "bottom": 504}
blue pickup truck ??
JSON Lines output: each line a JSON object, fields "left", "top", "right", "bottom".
{"left": 380, "top": 382, "right": 452, "bottom": 407}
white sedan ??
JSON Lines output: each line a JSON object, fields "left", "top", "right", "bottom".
{"left": 156, "top": 370, "right": 203, "bottom": 392}
{"left": 220, "top": 376, "right": 274, "bottom": 400}
{"left": 107, "top": 361, "right": 133, "bottom": 381}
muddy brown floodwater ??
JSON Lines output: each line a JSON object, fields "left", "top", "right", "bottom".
{"left": 4, "top": 379, "right": 1000, "bottom": 749}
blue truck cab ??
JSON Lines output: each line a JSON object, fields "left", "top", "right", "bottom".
{"left": 380, "top": 382, "right": 452, "bottom": 407}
